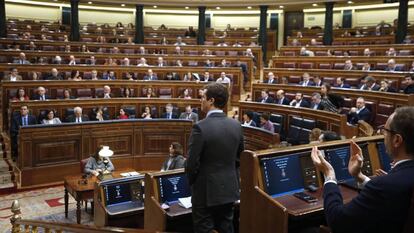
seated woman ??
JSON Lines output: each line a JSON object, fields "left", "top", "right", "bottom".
{"left": 62, "top": 88, "right": 76, "bottom": 99}
{"left": 84, "top": 146, "right": 115, "bottom": 176}
{"left": 94, "top": 107, "right": 107, "bottom": 122}
{"left": 118, "top": 108, "right": 129, "bottom": 120}
{"left": 179, "top": 88, "right": 192, "bottom": 99}
{"left": 11, "top": 88, "right": 29, "bottom": 102}
{"left": 161, "top": 142, "right": 186, "bottom": 171}
{"left": 42, "top": 110, "right": 62, "bottom": 125}
{"left": 68, "top": 70, "right": 82, "bottom": 81}
{"left": 141, "top": 106, "right": 152, "bottom": 119}
{"left": 143, "top": 87, "right": 156, "bottom": 98}
{"left": 122, "top": 87, "right": 133, "bottom": 98}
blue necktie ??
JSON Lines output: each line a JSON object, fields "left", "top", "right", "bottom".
{"left": 22, "top": 117, "right": 27, "bottom": 126}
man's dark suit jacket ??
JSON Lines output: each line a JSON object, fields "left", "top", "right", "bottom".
{"left": 337, "top": 83, "right": 351, "bottom": 88}
{"left": 347, "top": 107, "right": 371, "bottom": 124}
{"left": 265, "top": 79, "right": 278, "bottom": 84}
{"left": 323, "top": 160, "right": 414, "bottom": 233}
{"left": 10, "top": 114, "right": 37, "bottom": 136}
{"left": 276, "top": 97, "right": 290, "bottom": 105}
{"left": 186, "top": 112, "right": 244, "bottom": 207}
{"left": 143, "top": 75, "right": 158, "bottom": 81}
{"left": 257, "top": 96, "right": 274, "bottom": 104}
{"left": 161, "top": 112, "right": 178, "bottom": 119}
{"left": 161, "top": 155, "right": 186, "bottom": 171}
{"left": 299, "top": 81, "right": 315, "bottom": 86}
{"left": 311, "top": 103, "right": 324, "bottom": 110}
{"left": 385, "top": 66, "right": 403, "bottom": 72}
{"left": 31, "top": 94, "right": 51, "bottom": 100}
{"left": 45, "top": 74, "right": 63, "bottom": 80}
{"left": 66, "top": 115, "right": 90, "bottom": 123}
{"left": 297, "top": 99, "right": 310, "bottom": 108}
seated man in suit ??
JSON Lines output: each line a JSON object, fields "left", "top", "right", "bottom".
{"left": 216, "top": 72, "right": 231, "bottom": 84}
{"left": 102, "top": 71, "right": 116, "bottom": 80}
{"left": 179, "top": 105, "right": 199, "bottom": 123}
{"left": 313, "top": 76, "right": 323, "bottom": 87}
{"left": 86, "top": 56, "right": 97, "bottom": 65}
{"left": 103, "top": 85, "right": 112, "bottom": 99}
{"left": 66, "top": 106, "right": 89, "bottom": 123}
{"left": 4, "top": 67, "right": 22, "bottom": 81}
{"left": 10, "top": 105, "right": 37, "bottom": 159}
{"left": 137, "top": 57, "right": 149, "bottom": 67}
{"left": 45, "top": 68, "right": 63, "bottom": 80}
{"left": 257, "top": 89, "right": 274, "bottom": 103}
{"left": 359, "top": 76, "right": 380, "bottom": 91}
{"left": 200, "top": 71, "right": 214, "bottom": 82}
{"left": 299, "top": 73, "right": 314, "bottom": 86}
{"left": 311, "top": 106, "right": 414, "bottom": 233}
{"left": 385, "top": 59, "right": 402, "bottom": 72}
{"left": 335, "top": 77, "right": 351, "bottom": 88}
{"left": 347, "top": 97, "right": 372, "bottom": 125}
{"left": 344, "top": 59, "right": 356, "bottom": 70}
{"left": 264, "top": 72, "right": 278, "bottom": 84}
{"left": 31, "top": 86, "right": 50, "bottom": 100}
{"left": 156, "top": 57, "right": 167, "bottom": 67}
{"left": 143, "top": 69, "right": 158, "bottom": 81}
{"left": 242, "top": 111, "right": 257, "bottom": 127}
{"left": 13, "top": 52, "right": 30, "bottom": 64}
{"left": 403, "top": 75, "right": 414, "bottom": 94}
{"left": 310, "top": 92, "right": 324, "bottom": 110}
{"left": 161, "top": 103, "right": 178, "bottom": 119}
{"left": 161, "top": 142, "right": 186, "bottom": 171}
{"left": 289, "top": 92, "right": 310, "bottom": 108}
{"left": 275, "top": 90, "right": 290, "bottom": 105}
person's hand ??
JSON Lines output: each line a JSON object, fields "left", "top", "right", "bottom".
{"left": 311, "top": 146, "right": 335, "bottom": 178}
{"left": 375, "top": 169, "right": 388, "bottom": 177}
{"left": 92, "top": 170, "right": 99, "bottom": 176}
{"left": 349, "top": 140, "right": 368, "bottom": 183}
{"left": 350, "top": 107, "right": 357, "bottom": 113}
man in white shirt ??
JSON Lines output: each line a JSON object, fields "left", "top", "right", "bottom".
{"left": 289, "top": 92, "right": 310, "bottom": 108}
{"left": 216, "top": 72, "right": 231, "bottom": 84}
{"left": 68, "top": 55, "right": 76, "bottom": 65}
{"left": 174, "top": 36, "right": 187, "bottom": 46}
{"left": 5, "top": 67, "right": 22, "bottom": 81}
{"left": 157, "top": 57, "right": 166, "bottom": 67}
{"left": 137, "top": 57, "right": 149, "bottom": 67}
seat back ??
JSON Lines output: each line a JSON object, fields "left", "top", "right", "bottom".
{"left": 403, "top": 189, "right": 414, "bottom": 233}
{"left": 122, "top": 106, "right": 136, "bottom": 118}
{"left": 80, "top": 158, "right": 89, "bottom": 173}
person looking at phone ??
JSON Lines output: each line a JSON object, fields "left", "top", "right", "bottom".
{"left": 311, "top": 106, "right": 414, "bottom": 233}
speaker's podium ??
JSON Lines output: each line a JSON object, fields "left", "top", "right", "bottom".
{"left": 144, "top": 169, "right": 193, "bottom": 232}
{"left": 240, "top": 135, "right": 391, "bottom": 233}
{"left": 94, "top": 174, "right": 145, "bottom": 228}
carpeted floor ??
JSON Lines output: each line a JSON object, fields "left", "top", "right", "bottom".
{"left": 0, "top": 186, "right": 93, "bottom": 232}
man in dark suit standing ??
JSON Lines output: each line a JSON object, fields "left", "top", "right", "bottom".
{"left": 311, "top": 106, "right": 414, "bottom": 233}
{"left": 347, "top": 97, "right": 371, "bottom": 124}
{"left": 257, "top": 89, "right": 274, "bottom": 103}
{"left": 186, "top": 83, "right": 244, "bottom": 233}
{"left": 10, "top": 105, "right": 37, "bottom": 159}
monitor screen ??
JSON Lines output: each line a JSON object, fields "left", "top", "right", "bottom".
{"left": 376, "top": 142, "right": 392, "bottom": 172}
{"left": 260, "top": 152, "right": 306, "bottom": 197}
{"left": 324, "top": 146, "right": 353, "bottom": 182}
{"left": 158, "top": 173, "right": 191, "bottom": 204}
{"left": 104, "top": 183, "right": 132, "bottom": 206}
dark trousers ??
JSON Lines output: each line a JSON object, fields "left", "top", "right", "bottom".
{"left": 192, "top": 203, "right": 234, "bottom": 233}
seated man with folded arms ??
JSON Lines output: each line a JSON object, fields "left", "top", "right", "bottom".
{"left": 311, "top": 106, "right": 414, "bottom": 233}
{"left": 347, "top": 97, "right": 371, "bottom": 125}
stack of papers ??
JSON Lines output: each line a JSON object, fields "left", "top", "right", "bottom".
{"left": 120, "top": 171, "right": 140, "bottom": 177}
{"left": 178, "top": 196, "right": 192, "bottom": 209}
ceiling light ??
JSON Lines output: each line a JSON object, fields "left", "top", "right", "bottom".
{"left": 247, "top": 6, "right": 252, "bottom": 9}
{"left": 216, "top": 7, "right": 221, "bottom": 10}
{"left": 153, "top": 5, "right": 157, "bottom": 8}
{"left": 312, "top": 3, "right": 318, "bottom": 7}
{"left": 88, "top": 1, "right": 92, "bottom": 4}
{"left": 185, "top": 6, "right": 189, "bottom": 9}
{"left": 279, "top": 5, "right": 284, "bottom": 9}
{"left": 121, "top": 4, "right": 125, "bottom": 7}
{"left": 347, "top": 1, "right": 354, "bottom": 3}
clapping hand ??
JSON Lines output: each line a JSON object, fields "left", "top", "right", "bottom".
{"left": 349, "top": 140, "right": 368, "bottom": 183}
{"left": 311, "top": 146, "right": 335, "bottom": 178}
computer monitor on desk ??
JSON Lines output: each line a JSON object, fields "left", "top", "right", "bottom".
{"left": 260, "top": 151, "right": 318, "bottom": 198}
{"left": 376, "top": 141, "right": 392, "bottom": 172}
{"left": 158, "top": 173, "right": 191, "bottom": 204}
{"left": 101, "top": 176, "right": 145, "bottom": 215}
{"left": 324, "top": 146, "right": 353, "bottom": 183}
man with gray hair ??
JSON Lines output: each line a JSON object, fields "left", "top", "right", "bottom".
{"left": 31, "top": 86, "right": 50, "bottom": 100}
{"left": 311, "top": 92, "right": 323, "bottom": 110}
{"left": 347, "top": 97, "right": 372, "bottom": 124}
{"left": 103, "top": 85, "right": 111, "bottom": 99}
{"left": 385, "top": 59, "right": 402, "bottom": 72}
{"left": 161, "top": 103, "right": 178, "bottom": 119}
{"left": 67, "top": 106, "right": 89, "bottom": 123}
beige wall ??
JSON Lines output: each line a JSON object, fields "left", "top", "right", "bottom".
{"left": 79, "top": 9, "right": 134, "bottom": 25}
{"left": 144, "top": 12, "right": 198, "bottom": 28}
{"left": 5, "top": 3, "right": 60, "bottom": 21}
{"left": 212, "top": 13, "right": 260, "bottom": 29}
{"left": 304, "top": 12, "right": 342, "bottom": 28}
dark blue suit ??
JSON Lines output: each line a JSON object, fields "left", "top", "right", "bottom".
{"left": 276, "top": 97, "right": 290, "bottom": 105}
{"left": 323, "top": 160, "right": 414, "bottom": 233}
{"left": 257, "top": 96, "right": 274, "bottom": 104}
{"left": 347, "top": 107, "right": 371, "bottom": 124}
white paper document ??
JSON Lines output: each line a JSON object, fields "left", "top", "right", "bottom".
{"left": 178, "top": 196, "right": 192, "bottom": 209}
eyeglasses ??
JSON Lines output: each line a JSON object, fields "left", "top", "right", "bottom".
{"left": 378, "top": 125, "right": 399, "bottom": 135}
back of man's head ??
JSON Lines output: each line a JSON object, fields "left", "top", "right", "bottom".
{"left": 204, "top": 83, "right": 228, "bottom": 109}
{"left": 389, "top": 107, "right": 414, "bottom": 156}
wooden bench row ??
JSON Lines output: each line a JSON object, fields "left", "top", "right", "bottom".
{"left": 280, "top": 44, "right": 414, "bottom": 57}
{"left": 286, "top": 35, "right": 395, "bottom": 46}
{"left": 271, "top": 56, "right": 414, "bottom": 71}
{"left": 263, "top": 68, "right": 409, "bottom": 91}
{"left": 251, "top": 83, "right": 414, "bottom": 127}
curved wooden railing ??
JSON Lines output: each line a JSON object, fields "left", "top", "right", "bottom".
{"left": 9, "top": 200, "right": 164, "bottom": 233}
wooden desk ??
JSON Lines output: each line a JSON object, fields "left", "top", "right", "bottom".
{"left": 274, "top": 186, "right": 357, "bottom": 217}
{"left": 64, "top": 169, "right": 136, "bottom": 224}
